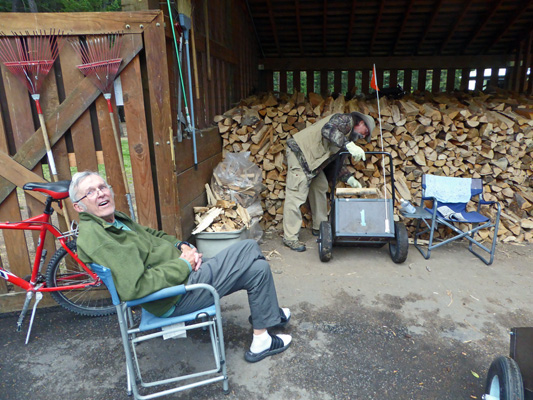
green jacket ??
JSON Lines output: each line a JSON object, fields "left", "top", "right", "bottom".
{"left": 76, "top": 211, "right": 191, "bottom": 317}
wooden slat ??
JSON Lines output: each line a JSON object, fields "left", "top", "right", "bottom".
{"left": 307, "top": 70, "right": 314, "bottom": 94}
{"left": 418, "top": 68, "right": 427, "bottom": 91}
{"left": 280, "top": 70, "right": 287, "bottom": 93}
{"left": 175, "top": 127, "right": 221, "bottom": 173}
{"left": 389, "top": 69, "right": 398, "bottom": 88}
{"left": 1, "top": 63, "right": 50, "bottom": 281}
{"left": 120, "top": 55, "right": 158, "bottom": 229}
{"left": 404, "top": 69, "right": 412, "bottom": 92}
{"left": 143, "top": 12, "right": 180, "bottom": 236}
{"left": 361, "top": 69, "right": 369, "bottom": 94}
{"left": 475, "top": 67, "right": 484, "bottom": 90}
{"left": 432, "top": 68, "right": 441, "bottom": 92}
{"left": 41, "top": 66, "right": 73, "bottom": 241}
{"left": 0, "top": 11, "right": 160, "bottom": 34}
{"left": 446, "top": 68, "right": 456, "bottom": 92}
{"left": 0, "top": 99, "right": 27, "bottom": 294}
{"left": 59, "top": 43, "right": 98, "bottom": 172}
{"left": 176, "top": 154, "right": 221, "bottom": 212}
{"left": 460, "top": 68, "right": 470, "bottom": 90}
{"left": 334, "top": 70, "right": 341, "bottom": 94}
{"left": 95, "top": 94, "right": 128, "bottom": 215}
{"left": 294, "top": 70, "right": 301, "bottom": 92}
{"left": 320, "top": 70, "right": 328, "bottom": 96}
{"left": 261, "top": 55, "right": 511, "bottom": 71}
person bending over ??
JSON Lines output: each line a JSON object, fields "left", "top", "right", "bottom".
{"left": 282, "top": 111, "right": 375, "bottom": 252}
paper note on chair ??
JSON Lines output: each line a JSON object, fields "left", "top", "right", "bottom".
{"left": 437, "top": 206, "right": 467, "bottom": 221}
{"left": 162, "top": 322, "right": 187, "bottom": 340}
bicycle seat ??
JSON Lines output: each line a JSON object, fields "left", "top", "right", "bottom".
{"left": 23, "top": 181, "right": 71, "bottom": 200}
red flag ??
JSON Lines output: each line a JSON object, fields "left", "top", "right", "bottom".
{"left": 371, "top": 66, "right": 380, "bottom": 91}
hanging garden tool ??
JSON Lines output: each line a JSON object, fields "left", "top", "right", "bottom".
{"left": 167, "top": 0, "right": 198, "bottom": 169}
{"left": 0, "top": 30, "right": 71, "bottom": 228}
{"left": 69, "top": 33, "right": 135, "bottom": 220}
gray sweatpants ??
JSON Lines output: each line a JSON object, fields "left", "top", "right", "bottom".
{"left": 170, "top": 239, "right": 282, "bottom": 329}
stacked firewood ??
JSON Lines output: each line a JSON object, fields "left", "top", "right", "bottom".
{"left": 192, "top": 185, "right": 251, "bottom": 235}
{"left": 214, "top": 90, "right": 533, "bottom": 244}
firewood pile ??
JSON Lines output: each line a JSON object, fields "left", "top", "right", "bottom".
{"left": 214, "top": 89, "right": 533, "bottom": 244}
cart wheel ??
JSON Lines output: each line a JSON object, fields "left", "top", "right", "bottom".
{"left": 389, "top": 221, "right": 408, "bottom": 264}
{"left": 318, "top": 221, "right": 332, "bottom": 262}
{"left": 483, "top": 356, "right": 524, "bottom": 400}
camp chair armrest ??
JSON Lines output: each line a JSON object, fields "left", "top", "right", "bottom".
{"left": 126, "top": 285, "right": 187, "bottom": 307}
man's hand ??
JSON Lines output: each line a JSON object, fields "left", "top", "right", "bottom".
{"left": 347, "top": 176, "right": 362, "bottom": 188}
{"left": 346, "top": 142, "right": 366, "bottom": 162}
{"left": 179, "top": 245, "right": 203, "bottom": 271}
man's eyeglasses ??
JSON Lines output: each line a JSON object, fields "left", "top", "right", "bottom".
{"left": 75, "top": 184, "right": 111, "bottom": 203}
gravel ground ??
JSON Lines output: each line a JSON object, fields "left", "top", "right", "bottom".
{"left": 1, "top": 230, "right": 532, "bottom": 400}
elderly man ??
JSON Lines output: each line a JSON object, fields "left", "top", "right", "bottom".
{"left": 282, "top": 111, "right": 376, "bottom": 252}
{"left": 69, "top": 171, "right": 291, "bottom": 363}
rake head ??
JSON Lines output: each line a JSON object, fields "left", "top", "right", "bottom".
{"left": 69, "top": 33, "right": 123, "bottom": 95}
{"left": 0, "top": 29, "right": 64, "bottom": 95}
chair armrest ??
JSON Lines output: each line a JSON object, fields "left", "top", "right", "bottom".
{"left": 126, "top": 285, "right": 187, "bottom": 307}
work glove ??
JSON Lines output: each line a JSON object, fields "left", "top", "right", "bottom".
{"left": 347, "top": 176, "right": 362, "bottom": 188}
{"left": 346, "top": 142, "right": 366, "bottom": 162}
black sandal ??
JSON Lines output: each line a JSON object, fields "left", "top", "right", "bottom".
{"left": 244, "top": 334, "right": 291, "bottom": 363}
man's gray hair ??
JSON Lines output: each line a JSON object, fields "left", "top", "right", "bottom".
{"left": 69, "top": 171, "right": 105, "bottom": 203}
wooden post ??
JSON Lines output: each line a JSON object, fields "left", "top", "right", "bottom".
{"left": 143, "top": 12, "right": 181, "bottom": 236}
{"left": 404, "top": 69, "right": 412, "bottom": 93}
{"left": 307, "top": 70, "right": 314, "bottom": 94}
{"left": 446, "top": 68, "right": 456, "bottom": 92}
{"left": 418, "top": 69, "right": 427, "bottom": 91}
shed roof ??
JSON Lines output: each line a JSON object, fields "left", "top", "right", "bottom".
{"left": 246, "top": 0, "right": 533, "bottom": 59}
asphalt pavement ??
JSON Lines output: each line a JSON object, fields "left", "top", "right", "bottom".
{"left": 1, "top": 229, "right": 532, "bottom": 400}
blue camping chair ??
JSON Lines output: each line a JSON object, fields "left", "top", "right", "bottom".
{"left": 401, "top": 174, "right": 501, "bottom": 265}
{"left": 90, "top": 264, "right": 229, "bottom": 399}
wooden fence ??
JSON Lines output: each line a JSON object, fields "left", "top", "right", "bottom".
{"left": 0, "top": 11, "right": 178, "bottom": 312}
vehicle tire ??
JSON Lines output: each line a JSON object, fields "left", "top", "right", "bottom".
{"left": 483, "top": 356, "right": 524, "bottom": 400}
{"left": 389, "top": 221, "right": 408, "bottom": 264}
{"left": 45, "top": 240, "right": 115, "bottom": 316}
{"left": 318, "top": 221, "right": 333, "bottom": 262}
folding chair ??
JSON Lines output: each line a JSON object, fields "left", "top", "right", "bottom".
{"left": 90, "top": 263, "right": 229, "bottom": 399}
{"left": 401, "top": 174, "right": 501, "bottom": 265}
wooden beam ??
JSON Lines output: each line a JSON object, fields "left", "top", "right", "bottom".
{"left": 266, "top": 0, "right": 281, "bottom": 57}
{"left": 260, "top": 55, "right": 512, "bottom": 71}
{"left": 392, "top": 0, "right": 415, "bottom": 55}
{"left": 322, "top": 0, "right": 328, "bottom": 55}
{"left": 404, "top": 69, "right": 412, "bottom": 92}
{"left": 370, "top": 0, "right": 385, "bottom": 54}
{"left": 485, "top": 0, "right": 531, "bottom": 53}
{"left": 462, "top": 0, "right": 505, "bottom": 54}
{"left": 0, "top": 11, "right": 159, "bottom": 34}
{"left": 345, "top": 0, "right": 358, "bottom": 55}
{"left": 417, "top": 0, "right": 444, "bottom": 55}
{"left": 295, "top": 0, "right": 303, "bottom": 56}
{"left": 446, "top": 68, "right": 456, "bottom": 92}
{"left": 439, "top": 0, "right": 474, "bottom": 54}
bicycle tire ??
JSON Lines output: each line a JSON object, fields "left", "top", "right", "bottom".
{"left": 45, "top": 240, "right": 115, "bottom": 316}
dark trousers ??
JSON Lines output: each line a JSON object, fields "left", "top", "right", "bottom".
{"left": 170, "top": 239, "right": 281, "bottom": 329}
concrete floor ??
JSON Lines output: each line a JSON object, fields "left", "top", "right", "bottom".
{"left": 1, "top": 229, "right": 532, "bottom": 400}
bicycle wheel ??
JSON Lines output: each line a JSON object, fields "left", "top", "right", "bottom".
{"left": 45, "top": 240, "right": 115, "bottom": 316}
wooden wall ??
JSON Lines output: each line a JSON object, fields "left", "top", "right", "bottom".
{"left": 155, "top": 0, "right": 260, "bottom": 236}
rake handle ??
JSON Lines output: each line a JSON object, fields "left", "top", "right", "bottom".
{"left": 105, "top": 96, "right": 130, "bottom": 194}
{"left": 36, "top": 104, "right": 72, "bottom": 229}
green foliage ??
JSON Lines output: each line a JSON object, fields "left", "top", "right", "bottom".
{"left": 59, "top": 0, "right": 120, "bottom": 12}
{"left": 0, "top": 0, "right": 120, "bottom": 12}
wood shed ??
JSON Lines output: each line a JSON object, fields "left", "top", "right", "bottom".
{"left": 0, "top": 1, "right": 532, "bottom": 310}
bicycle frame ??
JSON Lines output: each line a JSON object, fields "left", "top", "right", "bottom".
{"left": 0, "top": 199, "right": 100, "bottom": 293}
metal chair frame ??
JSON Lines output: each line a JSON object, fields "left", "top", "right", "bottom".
{"left": 90, "top": 263, "right": 229, "bottom": 399}
{"left": 402, "top": 175, "right": 501, "bottom": 265}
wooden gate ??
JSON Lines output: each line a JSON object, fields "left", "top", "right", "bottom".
{"left": 0, "top": 11, "right": 179, "bottom": 312}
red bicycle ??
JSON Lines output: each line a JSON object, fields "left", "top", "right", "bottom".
{"left": 0, "top": 180, "right": 114, "bottom": 343}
